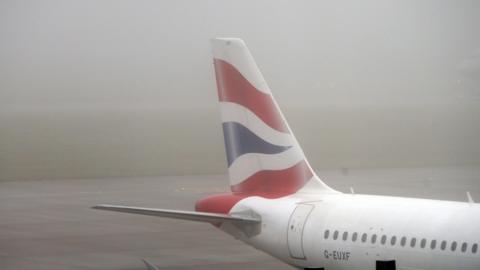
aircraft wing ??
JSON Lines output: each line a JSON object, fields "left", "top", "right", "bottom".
{"left": 92, "top": 204, "right": 261, "bottom": 224}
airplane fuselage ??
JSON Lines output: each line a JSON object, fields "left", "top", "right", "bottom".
{"left": 226, "top": 194, "right": 480, "bottom": 270}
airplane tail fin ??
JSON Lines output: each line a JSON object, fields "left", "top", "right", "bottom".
{"left": 211, "top": 38, "right": 334, "bottom": 197}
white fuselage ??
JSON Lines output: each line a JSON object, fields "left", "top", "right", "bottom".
{"left": 225, "top": 194, "right": 480, "bottom": 270}
{"left": 208, "top": 37, "right": 480, "bottom": 270}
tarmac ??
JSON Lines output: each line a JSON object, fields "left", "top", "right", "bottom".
{"left": 1, "top": 166, "right": 479, "bottom": 270}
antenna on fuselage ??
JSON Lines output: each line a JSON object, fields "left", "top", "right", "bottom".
{"left": 142, "top": 259, "right": 160, "bottom": 270}
{"left": 466, "top": 191, "right": 475, "bottom": 204}
{"left": 350, "top": 187, "right": 355, "bottom": 195}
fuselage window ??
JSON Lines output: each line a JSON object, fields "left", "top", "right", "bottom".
{"left": 362, "top": 233, "right": 368, "bottom": 243}
{"left": 342, "top": 232, "right": 348, "bottom": 241}
{"left": 324, "top": 230, "right": 330, "bottom": 239}
{"left": 401, "top": 237, "right": 407, "bottom": 247}
{"left": 333, "top": 230, "right": 339, "bottom": 240}
{"left": 451, "top": 241, "right": 457, "bottom": 252}
{"left": 352, "top": 232, "right": 358, "bottom": 242}
{"left": 381, "top": 235, "right": 387, "bottom": 245}
{"left": 420, "top": 239, "right": 427, "bottom": 248}
{"left": 391, "top": 236, "right": 397, "bottom": 246}
{"left": 431, "top": 240, "right": 437, "bottom": 250}
{"left": 472, "top": 243, "right": 478, "bottom": 254}
{"left": 371, "top": 234, "right": 377, "bottom": 244}
{"left": 441, "top": 241, "right": 447, "bottom": 250}
{"left": 410, "top": 238, "right": 417, "bottom": 248}
{"left": 461, "top": 242, "right": 467, "bottom": 253}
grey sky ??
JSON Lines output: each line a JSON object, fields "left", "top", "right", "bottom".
{"left": 1, "top": 0, "right": 479, "bottom": 181}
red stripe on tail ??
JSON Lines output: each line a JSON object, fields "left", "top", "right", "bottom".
{"left": 213, "top": 58, "right": 289, "bottom": 133}
{"left": 230, "top": 160, "right": 314, "bottom": 198}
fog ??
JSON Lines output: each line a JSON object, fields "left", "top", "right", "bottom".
{"left": 1, "top": 0, "right": 479, "bottom": 181}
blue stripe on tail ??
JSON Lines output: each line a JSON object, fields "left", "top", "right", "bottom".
{"left": 222, "top": 122, "right": 291, "bottom": 166}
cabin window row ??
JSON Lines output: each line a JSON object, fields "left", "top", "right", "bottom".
{"left": 323, "top": 229, "right": 478, "bottom": 254}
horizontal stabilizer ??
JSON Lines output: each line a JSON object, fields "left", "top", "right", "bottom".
{"left": 92, "top": 204, "right": 261, "bottom": 224}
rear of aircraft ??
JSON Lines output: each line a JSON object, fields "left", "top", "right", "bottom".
{"left": 195, "top": 38, "right": 338, "bottom": 266}
{"left": 93, "top": 37, "right": 338, "bottom": 270}
{"left": 95, "top": 38, "right": 335, "bottom": 220}
{"left": 94, "top": 38, "right": 480, "bottom": 270}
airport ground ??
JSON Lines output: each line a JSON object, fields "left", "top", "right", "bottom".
{"left": 1, "top": 166, "right": 479, "bottom": 270}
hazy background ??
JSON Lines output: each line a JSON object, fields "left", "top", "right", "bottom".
{"left": 1, "top": 0, "right": 479, "bottom": 182}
